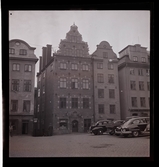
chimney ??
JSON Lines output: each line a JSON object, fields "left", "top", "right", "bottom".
{"left": 46, "top": 44, "right": 52, "bottom": 64}
{"left": 39, "top": 56, "right": 43, "bottom": 72}
{"left": 42, "top": 47, "right": 47, "bottom": 68}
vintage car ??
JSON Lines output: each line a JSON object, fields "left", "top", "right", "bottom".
{"left": 115, "top": 117, "right": 150, "bottom": 137}
{"left": 89, "top": 119, "right": 125, "bottom": 135}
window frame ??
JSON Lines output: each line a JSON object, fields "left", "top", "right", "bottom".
{"left": 97, "top": 74, "right": 104, "bottom": 83}
{"left": 24, "top": 64, "right": 32, "bottom": 72}
{"left": 23, "top": 80, "right": 31, "bottom": 92}
{"left": 109, "top": 89, "right": 115, "bottom": 98}
{"left": 60, "top": 62, "right": 67, "bottom": 70}
{"left": 12, "top": 64, "right": 20, "bottom": 71}
{"left": 11, "top": 100, "right": 18, "bottom": 112}
{"left": 131, "top": 97, "right": 137, "bottom": 107}
{"left": 83, "top": 98, "right": 89, "bottom": 109}
{"left": 71, "top": 78, "right": 78, "bottom": 89}
{"left": 97, "top": 63, "right": 103, "bottom": 69}
{"left": 139, "top": 81, "right": 144, "bottom": 91}
{"left": 11, "top": 79, "right": 19, "bottom": 92}
{"left": 133, "top": 56, "right": 138, "bottom": 62}
{"left": 59, "top": 78, "right": 67, "bottom": 89}
{"left": 60, "top": 97, "right": 66, "bottom": 109}
{"left": 108, "top": 74, "right": 114, "bottom": 84}
{"left": 98, "top": 104, "right": 104, "bottom": 114}
{"left": 19, "top": 49, "right": 27, "bottom": 55}
{"left": 72, "top": 98, "right": 78, "bottom": 109}
{"left": 138, "top": 69, "right": 143, "bottom": 76}
{"left": 108, "top": 63, "right": 114, "bottom": 70}
{"left": 82, "top": 64, "right": 89, "bottom": 71}
{"left": 82, "top": 79, "right": 89, "bottom": 89}
{"left": 9, "top": 48, "right": 15, "bottom": 54}
{"left": 110, "top": 104, "right": 116, "bottom": 114}
{"left": 71, "top": 63, "right": 78, "bottom": 70}
{"left": 23, "top": 100, "right": 30, "bottom": 112}
{"left": 140, "top": 97, "right": 146, "bottom": 107}
{"left": 141, "top": 57, "right": 146, "bottom": 63}
{"left": 98, "top": 89, "right": 104, "bottom": 98}
{"left": 130, "top": 68, "right": 135, "bottom": 75}
{"left": 130, "top": 81, "right": 136, "bottom": 90}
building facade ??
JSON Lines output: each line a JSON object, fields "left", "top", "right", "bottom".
{"left": 118, "top": 44, "right": 150, "bottom": 119}
{"left": 9, "top": 39, "right": 38, "bottom": 135}
{"left": 91, "top": 41, "right": 121, "bottom": 122}
{"left": 35, "top": 24, "right": 121, "bottom": 135}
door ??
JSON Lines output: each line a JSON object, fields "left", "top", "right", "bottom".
{"left": 72, "top": 120, "right": 78, "bottom": 132}
{"left": 138, "top": 119, "right": 147, "bottom": 131}
{"left": 84, "top": 119, "right": 91, "bottom": 132}
{"left": 22, "top": 121, "right": 29, "bottom": 134}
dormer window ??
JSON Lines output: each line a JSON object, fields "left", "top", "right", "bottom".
{"left": 19, "top": 49, "right": 27, "bottom": 55}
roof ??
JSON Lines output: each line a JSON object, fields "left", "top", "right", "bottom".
{"left": 9, "top": 39, "right": 36, "bottom": 50}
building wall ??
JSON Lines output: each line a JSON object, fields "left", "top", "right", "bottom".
{"left": 118, "top": 44, "right": 150, "bottom": 119}
{"left": 9, "top": 39, "right": 38, "bottom": 135}
{"left": 92, "top": 41, "right": 120, "bottom": 121}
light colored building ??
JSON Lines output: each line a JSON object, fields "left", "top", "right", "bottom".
{"left": 118, "top": 44, "right": 150, "bottom": 119}
{"left": 92, "top": 41, "right": 121, "bottom": 121}
{"left": 9, "top": 39, "right": 38, "bottom": 135}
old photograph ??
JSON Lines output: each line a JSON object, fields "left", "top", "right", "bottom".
{"left": 8, "top": 10, "right": 151, "bottom": 158}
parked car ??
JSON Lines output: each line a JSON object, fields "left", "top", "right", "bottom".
{"left": 108, "top": 120, "right": 125, "bottom": 135}
{"left": 89, "top": 119, "right": 125, "bottom": 135}
{"left": 115, "top": 117, "right": 150, "bottom": 137}
{"left": 89, "top": 120, "right": 113, "bottom": 135}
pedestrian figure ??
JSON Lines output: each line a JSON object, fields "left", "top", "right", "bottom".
{"left": 9, "top": 124, "right": 13, "bottom": 137}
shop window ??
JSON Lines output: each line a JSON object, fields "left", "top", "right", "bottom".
{"left": 59, "top": 119, "right": 68, "bottom": 129}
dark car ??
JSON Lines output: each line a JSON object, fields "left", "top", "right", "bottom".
{"left": 115, "top": 117, "right": 150, "bottom": 137}
{"left": 89, "top": 119, "right": 125, "bottom": 135}
{"left": 89, "top": 120, "right": 113, "bottom": 135}
{"left": 108, "top": 120, "right": 125, "bottom": 135}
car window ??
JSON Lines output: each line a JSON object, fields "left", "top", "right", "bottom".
{"left": 132, "top": 119, "right": 140, "bottom": 124}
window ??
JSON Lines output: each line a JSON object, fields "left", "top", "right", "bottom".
{"left": 108, "top": 63, "right": 114, "bottom": 70}
{"left": 98, "top": 104, "right": 104, "bottom": 114}
{"left": 19, "top": 49, "right": 27, "bottom": 55}
{"left": 82, "top": 79, "right": 89, "bottom": 89}
{"left": 98, "top": 89, "right": 104, "bottom": 98}
{"left": 103, "top": 52, "right": 108, "bottom": 58}
{"left": 23, "top": 100, "right": 30, "bottom": 112}
{"left": 9, "top": 48, "right": 15, "bottom": 54}
{"left": 97, "top": 63, "right": 103, "bottom": 69}
{"left": 82, "top": 64, "right": 89, "bottom": 71}
{"left": 11, "top": 79, "right": 19, "bottom": 91}
{"left": 12, "top": 64, "right": 20, "bottom": 71}
{"left": 38, "top": 89, "right": 40, "bottom": 97}
{"left": 83, "top": 98, "right": 89, "bottom": 109}
{"left": 139, "top": 81, "right": 144, "bottom": 90}
{"left": 59, "top": 119, "right": 68, "bottom": 129}
{"left": 24, "top": 80, "right": 31, "bottom": 92}
{"left": 24, "top": 64, "right": 32, "bottom": 72}
{"left": 38, "top": 76, "right": 41, "bottom": 82}
{"left": 97, "top": 74, "right": 104, "bottom": 83}
{"left": 130, "top": 81, "right": 136, "bottom": 90}
{"left": 60, "top": 98, "right": 66, "bottom": 109}
{"left": 60, "top": 62, "right": 66, "bottom": 69}
{"left": 37, "top": 104, "right": 40, "bottom": 112}
{"left": 131, "top": 97, "right": 137, "bottom": 107}
{"left": 11, "top": 100, "right": 18, "bottom": 112}
{"left": 71, "top": 63, "right": 77, "bottom": 70}
{"left": 72, "top": 98, "right": 78, "bottom": 108}
{"left": 146, "top": 69, "right": 150, "bottom": 76}
{"left": 60, "top": 78, "right": 66, "bottom": 88}
{"left": 108, "top": 74, "right": 114, "bottom": 83}
{"left": 71, "top": 78, "right": 78, "bottom": 89}
{"left": 109, "top": 89, "right": 115, "bottom": 98}
{"left": 110, "top": 105, "right": 116, "bottom": 114}
{"left": 130, "top": 68, "right": 135, "bottom": 75}
{"left": 133, "top": 56, "right": 138, "bottom": 62}
{"left": 42, "top": 85, "right": 45, "bottom": 94}
{"left": 140, "top": 97, "right": 146, "bottom": 107}
{"left": 138, "top": 69, "right": 143, "bottom": 76}
{"left": 141, "top": 57, "right": 146, "bottom": 63}
{"left": 147, "top": 82, "right": 150, "bottom": 91}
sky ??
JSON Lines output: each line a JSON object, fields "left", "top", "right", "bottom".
{"left": 9, "top": 10, "right": 150, "bottom": 85}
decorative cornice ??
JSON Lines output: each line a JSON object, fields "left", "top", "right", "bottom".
{"left": 9, "top": 56, "right": 38, "bottom": 63}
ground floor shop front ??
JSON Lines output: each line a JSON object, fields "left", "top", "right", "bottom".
{"left": 9, "top": 115, "right": 34, "bottom": 135}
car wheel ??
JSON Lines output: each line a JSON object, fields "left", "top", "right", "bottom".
{"left": 98, "top": 130, "right": 103, "bottom": 135}
{"left": 132, "top": 131, "right": 139, "bottom": 137}
{"left": 93, "top": 132, "right": 98, "bottom": 135}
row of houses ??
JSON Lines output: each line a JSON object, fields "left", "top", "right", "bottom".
{"left": 9, "top": 24, "right": 150, "bottom": 135}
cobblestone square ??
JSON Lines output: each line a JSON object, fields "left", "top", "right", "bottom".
{"left": 9, "top": 133, "right": 150, "bottom": 157}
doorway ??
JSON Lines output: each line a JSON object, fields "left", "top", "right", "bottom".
{"left": 84, "top": 119, "right": 91, "bottom": 132}
{"left": 22, "top": 120, "right": 29, "bottom": 134}
{"left": 72, "top": 120, "right": 78, "bottom": 132}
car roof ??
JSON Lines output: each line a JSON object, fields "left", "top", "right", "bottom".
{"left": 127, "top": 117, "right": 149, "bottom": 121}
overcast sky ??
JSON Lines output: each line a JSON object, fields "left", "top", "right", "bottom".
{"left": 9, "top": 10, "right": 150, "bottom": 85}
